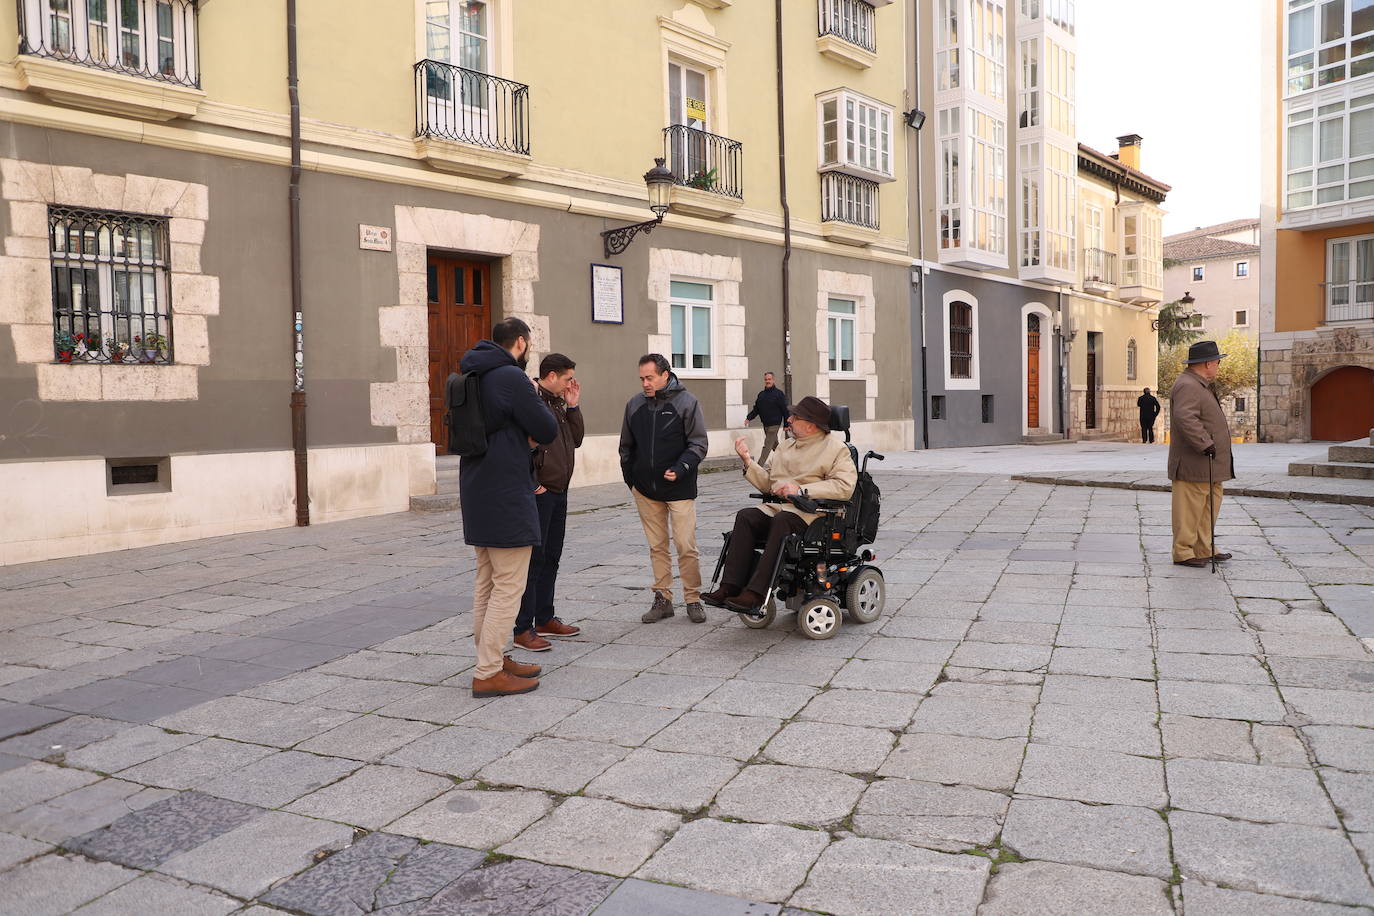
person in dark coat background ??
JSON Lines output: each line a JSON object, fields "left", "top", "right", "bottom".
{"left": 459, "top": 318, "right": 558, "bottom": 697}
{"left": 746, "top": 371, "right": 790, "bottom": 465}
{"left": 1137, "top": 387, "right": 1162, "bottom": 443}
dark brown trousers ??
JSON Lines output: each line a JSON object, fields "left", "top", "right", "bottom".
{"left": 723, "top": 508, "right": 809, "bottom": 595}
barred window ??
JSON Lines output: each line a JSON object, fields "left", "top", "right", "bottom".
{"left": 1126, "top": 338, "right": 1138, "bottom": 380}
{"left": 949, "top": 300, "right": 973, "bottom": 379}
{"left": 49, "top": 206, "right": 173, "bottom": 365}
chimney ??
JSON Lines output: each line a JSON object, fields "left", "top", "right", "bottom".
{"left": 1116, "top": 133, "right": 1143, "bottom": 171}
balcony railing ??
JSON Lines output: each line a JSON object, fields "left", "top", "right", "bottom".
{"left": 821, "top": 172, "right": 879, "bottom": 229}
{"left": 415, "top": 60, "right": 530, "bottom": 155}
{"left": 1083, "top": 247, "right": 1117, "bottom": 285}
{"left": 663, "top": 125, "right": 743, "bottom": 199}
{"left": 18, "top": 0, "right": 200, "bottom": 87}
{"left": 818, "top": 0, "right": 876, "bottom": 52}
{"left": 1323, "top": 281, "right": 1374, "bottom": 323}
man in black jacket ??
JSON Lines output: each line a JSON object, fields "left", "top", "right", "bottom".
{"left": 1137, "top": 387, "right": 1162, "bottom": 443}
{"left": 620, "top": 354, "right": 709, "bottom": 624}
{"left": 746, "top": 371, "right": 790, "bottom": 465}
{"left": 459, "top": 318, "right": 558, "bottom": 697}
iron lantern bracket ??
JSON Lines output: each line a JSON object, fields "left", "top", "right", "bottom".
{"left": 601, "top": 214, "right": 665, "bottom": 258}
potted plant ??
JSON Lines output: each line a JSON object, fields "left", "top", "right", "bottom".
{"left": 108, "top": 339, "right": 127, "bottom": 363}
{"left": 54, "top": 329, "right": 75, "bottom": 363}
{"left": 83, "top": 330, "right": 102, "bottom": 360}
{"left": 143, "top": 332, "right": 167, "bottom": 362}
{"left": 685, "top": 167, "right": 718, "bottom": 192}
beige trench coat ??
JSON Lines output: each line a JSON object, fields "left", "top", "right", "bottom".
{"left": 1168, "top": 368, "right": 1235, "bottom": 482}
{"left": 744, "top": 431, "right": 857, "bottom": 525}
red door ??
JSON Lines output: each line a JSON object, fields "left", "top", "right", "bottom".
{"left": 428, "top": 254, "right": 491, "bottom": 454}
{"left": 1027, "top": 315, "right": 1041, "bottom": 429}
{"left": 1311, "top": 366, "right": 1374, "bottom": 441}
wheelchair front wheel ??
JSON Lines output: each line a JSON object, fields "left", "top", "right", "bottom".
{"left": 740, "top": 597, "right": 776, "bottom": 629}
{"left": 799, "top": 598, "right": 841, "bottom": 640}
{"left": 845, "top": 568, "right": 885, "bottom": 624}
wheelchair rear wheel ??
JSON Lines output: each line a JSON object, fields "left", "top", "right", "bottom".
{"left": 799, "top": 598, "right": 841, "bottom": 640}
{"left": 845, "top": 568, "right": 885, "bottom": 624}
{"left": 740, "top": 598, "right": 776, "bottom": 629}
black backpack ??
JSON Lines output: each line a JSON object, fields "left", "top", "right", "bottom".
{"left": 854, "top": 472, "right": 881, "bottom": 546}
{"left": 443, "top": 370, "right": 488, "bottom": 457}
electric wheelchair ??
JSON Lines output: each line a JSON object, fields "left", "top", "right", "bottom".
{"left": 705, "top": 405, "right": 886, "bottom": 640}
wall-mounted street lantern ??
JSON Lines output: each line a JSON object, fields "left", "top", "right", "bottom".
{"left": 601, "top": 158, "right": 676, "bottom": 258}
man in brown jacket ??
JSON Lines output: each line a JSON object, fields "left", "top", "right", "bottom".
{"left": 513, "top": 354, "right": 585, "bottom": 652}
{"left": 1168, "top": 340, "right": 1235, "bottom": 568}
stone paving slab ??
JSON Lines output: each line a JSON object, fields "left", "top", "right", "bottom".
{"left": 65, "top": 791, "right": 261, "bottom": 869}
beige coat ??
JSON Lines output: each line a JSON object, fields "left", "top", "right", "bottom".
{"left": 1169, "top": 368, "right": 1235, "bottom": 482}
{"left": 745, "top": 431, "right": 857, "bottom": 525}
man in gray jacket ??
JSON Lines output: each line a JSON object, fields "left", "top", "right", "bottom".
{"left": 620, "top": 354, "right": 709, "bottom": 623}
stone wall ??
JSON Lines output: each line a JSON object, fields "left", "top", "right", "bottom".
{"left": 1261, "top": 325, "right": 1374, "bottom": 442}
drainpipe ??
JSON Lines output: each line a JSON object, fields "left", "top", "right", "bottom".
{"left": 287, "top": 0, "right": 309, "bottom": 525}
{"left": 913, "top": 5, "right": 929, "bottom": 450}
{"left": 1255, "top": 339, "right": 1263, "bottom": 442}
{"left": 775, "top": 0, "right": 793, "bottom": 397}
{"left": 1058, "top": 287, "right": 1069, "bottom": 439}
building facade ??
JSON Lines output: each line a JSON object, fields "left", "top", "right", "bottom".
{"left": 1261, "top": 0, "right": 1374, "bottom": 442}
{"left": 1163, "top": 218, "right": 1260, "bottom": 440}
{"left": 0, "top": 1, "right": 916, "bottom": 564}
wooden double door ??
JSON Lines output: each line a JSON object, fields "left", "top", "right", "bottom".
{"left": 1026, "top": 315, "right": 1041, "bottom": 429}
{"left": 428, "top": 253, "right": 491, "bottom": 454}
{"left": 1311, "top": 366, "right": 1374, "bottom": 441}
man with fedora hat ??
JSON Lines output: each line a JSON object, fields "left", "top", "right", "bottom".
{"left": 703, "top": 396, "right": 857, "bottom": 613}
{"left": 1168, "top": 339, "right": 1235, "bottom": 568}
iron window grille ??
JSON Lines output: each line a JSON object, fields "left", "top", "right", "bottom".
{"left": 415, "top": 59, "right": 530, "bottom": 155}
{"left": 18, "top": 0, "right": 200, "bottom": 87}
{"left": 663, "top": 125, "right": 743, "bottom": 199}
{"left": 981, "top": 394, "right": 994, "bottom": 423}
{"left": 931, "top": 395, "right": 945, "bottom": 419}
{"left": 949, "top": 300, "right": 973, "bottom": 378}
{"left": 821, "top": 172, "right": 880, "bottom": 230}
{"left": 818, "top": 0, "right": 876, "bottom": 52}
{"left": 49, "top": 205, "right": 174, "bottom": 365}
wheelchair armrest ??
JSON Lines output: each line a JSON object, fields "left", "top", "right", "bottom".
{"left": 749, "top": 492, "right": 785, "bottom": 504}
{"left": 811, "top": 498, "right": 850, "bottom": 511}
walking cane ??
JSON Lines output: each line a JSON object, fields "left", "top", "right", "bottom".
{"left": 1207, "top": 454, "right": 1217, "bottom": 575}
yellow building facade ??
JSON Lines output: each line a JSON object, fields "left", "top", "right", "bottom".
{"left": 0, "top": 1, "right": 915, "bottom": 563}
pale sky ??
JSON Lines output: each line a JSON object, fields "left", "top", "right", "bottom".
{"left": 1075, "top": 1, "right": 1262, "bottom": 237}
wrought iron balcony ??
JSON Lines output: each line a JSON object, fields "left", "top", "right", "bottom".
{"left": 18, "top": 0, "right": 200, "bottom": 87}
{"left": 1082, "top": 247, "right": 1117, "bottom": 286}
{"left": 663, "top": 125, "right": 743, "bottom": 199}
{"left": 415, "top": 59, "right": 530, "bottom": 156}
{"left": 818, "top": 0, "right": 876, "bottom": 52}
{"left": 821, "top": 172, "right": 879, "bottom": 230}
{"left": 1322, "top": 281, "right": 1374, "bottom": 323}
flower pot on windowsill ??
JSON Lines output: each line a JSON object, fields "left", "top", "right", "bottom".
{"left": 110, "top": 352, "right": 124, "bottom": 363}
{"left": 142, "top": 349, "right": 159, "bottom": 363}
{"left": 57, "top": 351, "right": 74, "bottom": 363}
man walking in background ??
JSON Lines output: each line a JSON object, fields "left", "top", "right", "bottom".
{"left": 620, "top": 354, "right": 709, "bottom": 624}
{"left": 513, "top": 353, "right": 585, "bottom": 653}
{"left": 1137, "top": 387, "right": 1162, "bottom": 443}
{"left": 746, "top": 371, "right": 790, "bottom": 466}
{"left": 459, "top": 318, "right": 558, "bottom": 696}
{"left": 1168, "top": 341, "right": 1234, "bottom": 569}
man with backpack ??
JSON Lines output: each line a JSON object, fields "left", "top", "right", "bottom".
{"left": 513, "top": 353, "right": 585, "bottom": 653}
{"left": 456, "top": 318, "right": 558, "bottom": 697}
{"left": 620, "top": 354, "right": 709, "bottom": 624}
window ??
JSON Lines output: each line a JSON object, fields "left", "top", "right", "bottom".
{"left": 1284, "top": 94, "right": 1374, "bottom": 210}
{"left": 1193, "top": 265, "right": 1206, "bottom": 282}
{"left": 936, "top": 0, "right": 960, "bottom": 90}
{"left": 968, "top": 0, "right": 1007, "bottom": 101}
{"left": 1234, "top": 309, "right": 1249, "bottom": 327}
{"left": 981, "top": 394, "right": 994, "bottom": 423}
{"left": 426, "top": 0, "right": 488, "bottom": 73}
{"left": 1018, "top": 38, "right": 1039, "bottom": 128}
{"left": 48, "top": 206, "right": 173, "bottom": 365}
{"left": 1234, "top": 397, "right": 1247, "bottom": 413}
{"left": 669, "top": 60, "right": 710, "bottom": 132}
{"left": 1121, "top": 206, "right": 1163, "bottom": 289}
{"left": 1325, "top": 233, "right": 1374, "bottom": 321}
{"left": 669, "top": 280, "right": 713, "bottom": 372}
{"left": 1126, "top": 338, "right": 1137, "bottom": 380}
{"left": 1020, "top": 0, "right": 1076, "bottom": 33}
{"left": 968, "top": 108, "right": 1008, "bottom": 255}
{"left": 949, "top": 300, "right": 974, "bottom": 379}
{"left": 1044, "top": 143, "right": 1076, "bottom": 271}
{"left": 1019, "top": 142, "right": 1041, "bottom": 267}
{"left": 1044, "top": 37, "right": 1075, "bottom": 135}
{"left": 818, "top": 90, "right": 894, "bottom": 179}
{"left": 931, "top": 395, "right": 945, "bottom": 419}
{"left": 818, "top": 0, "right": 876, "bottom": 52}
{"left": 1285, "top": 0, "right": 1374, "bottom": 95}
{"left": 1235, "top": 260, "right": 1250, "bottom": 278}
{"left": 827, "top": 298, "right": 857, "bottom": 373}
{"left": 19, "top": 0, "right": 198, "bottom": 86}
{"left": 938, "top": 107, "right": 961, "bottom": 248}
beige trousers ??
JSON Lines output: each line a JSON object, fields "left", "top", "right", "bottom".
{"left": 632, "top": 489, "right": 702, "bottom": 603}
{"left": 472, "top": 546, "right": 532, "bottom": 679}
{"left": 1171, "top": 480, "right": 1223, "bottom": 562}
{"left": 759, "top": 425, "right": 782, "bottom": 465}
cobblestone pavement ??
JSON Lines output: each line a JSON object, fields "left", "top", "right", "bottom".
{"left": 1, "top": 464, "right": 1373, "bottom": 915}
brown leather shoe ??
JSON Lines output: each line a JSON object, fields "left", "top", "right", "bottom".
{"left": 502, "top": 655, "right": 541, "bottom": 678}
{"left": 725, "top": 590, "right": 765, "bottom": 612}
{"left": 514, "top": 630, "right": 552, "bottom": 652}
{"left": 701, "top": 586, "right": 739, "bottom": 608}
{"left": 536, "top": 617, "right": 581, "bottom": 637}
{"left": 472, "top": 670, "right": 539, "bottom": 698}
{"left": 1209, "top": 552, "right": 1233, "bottom": 562}
{"left": 1173, "top": 557, "right": 1209, "bottom": 568}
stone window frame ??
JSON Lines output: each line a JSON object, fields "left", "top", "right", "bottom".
{"left": 942, "top": 288, "right": 980, "bottom": 390}
{"left": 646, "top": 248, "right": 747, "bottom": 426}
{"left": 815, "top": 269, "right": 877, "bottom": 419}
{"left": 1, "top": 159, "right": 214, "bottom": 401}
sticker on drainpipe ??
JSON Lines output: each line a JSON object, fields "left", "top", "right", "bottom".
{"left": 360, "top": 224, "right": 393, "bottom": 252}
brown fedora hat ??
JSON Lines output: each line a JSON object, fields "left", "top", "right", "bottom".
{"left": 790, "top": 396, "right": 831, "bottom": 432}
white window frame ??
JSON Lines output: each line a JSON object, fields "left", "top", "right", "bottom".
{"left": 1324, "top": 232, "right": 1374, "bottom": 321}
{"left": 1192, "top": 264, "right": 1206, "bottom": 283}
{"left": 23, "top": 0, "right": 197, "bottom": 82}
{"left": 1234, "top": 260, "right": 1250, "bottom": 278}
{"left": 826, "top": 297, "right": 858, "bottom": 376}
{"left": 1126, "top": 338, "right": 1137, "bottom": 381}
{"left": 943, "top": 289, "right": 980, "bottom": 389}
{"left": 1234, "top": 309, "right": 1249, "bottom": 327}
{"left": 817, "top": 89, "right": 895, "bottom": 182}
{"left": 1285, "top": 0, "right": 1374, "bottom": 97}
{"left": 668, "top": 278, "right": 716, "bottom": 377}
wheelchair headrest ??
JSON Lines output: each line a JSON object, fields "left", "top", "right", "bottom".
{"left": 830, "top": 405, "right": 851, "bottom": 443}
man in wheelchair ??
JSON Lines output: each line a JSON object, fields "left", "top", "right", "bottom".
{"left": 701, "top": 396, "right": 857, "bottom": 614}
